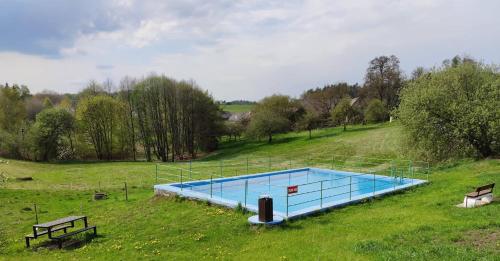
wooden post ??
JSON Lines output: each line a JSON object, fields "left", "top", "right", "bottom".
{"left": 34, "top": 203, "right": 39, "bottom": 224}
{"left": 124, "top": 182, "right": 128, "bottom": 201}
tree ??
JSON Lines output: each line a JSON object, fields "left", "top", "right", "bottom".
{"left": 76, "top": 95, "right": 123, "bottom": 160}
{"left": 364, "top": 55, "right": 403, "bottom": 110}
{"left": 331, "top": 98, "right": 355, "bottom": 131}
{"left": 398, "top": 60, "right": 499, "bottom": 160}
{"left": 246, "top": 111, "right": 290, "bottom": 143}
{"left": 32, "top": 108, "right": 75, "bottom": 161}
{"left": 364, "top": 99, "right": 388, "bottom": 123}
{"left": 246, "top": 95, "right": 300, "bottom": 143}
{"left": 301, "top": 83, "right": 359, "bottom": 121}
{"left": 297, "top": 110, "right": 321, "bottom": 139}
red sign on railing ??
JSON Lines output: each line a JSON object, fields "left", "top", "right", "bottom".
{"left": 287, "top": 185, "right": 298, "bottom": 194}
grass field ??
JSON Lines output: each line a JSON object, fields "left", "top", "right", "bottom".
{"left": 220, "top": 104, "right": 255, "bottom": 113}
{"left": 0, "top": 123, "right": 499, "bottom": 260}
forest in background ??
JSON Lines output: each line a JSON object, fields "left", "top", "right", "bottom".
{"left": 1, "top": 55, "right": 498, "bottom": 162}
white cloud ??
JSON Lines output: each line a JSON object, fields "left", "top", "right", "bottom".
{"left": 1, "top": 0, "right": 499, "bottom": 100}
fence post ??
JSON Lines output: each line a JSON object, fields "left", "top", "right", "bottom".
{"left": 320, "top": 181, "right": 323, "bottom": 208}
{"left": 244, "top": 179, "right": 248, "bottom": 207}
{"left": 124, "top": 182, "right": 128, "bottom": 201}
{"left": 210, "top": 175, "right": 213, "bottom": 198}
{"left": 349, "top": 176, "right": 352, "bottom": 200}
{"left": 34, "top": 203, "right": 39, "bottom": 224}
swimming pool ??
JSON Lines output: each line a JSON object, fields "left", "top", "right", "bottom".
{"left": 154, "top": 168, "right": 426, "bottom": 219}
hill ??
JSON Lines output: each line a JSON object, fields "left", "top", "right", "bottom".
{"left": 0, "top": 123, "right": 498, "bottom": 260}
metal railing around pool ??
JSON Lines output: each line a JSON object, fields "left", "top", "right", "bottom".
{"left": 154, "top": 155, "right": 430, "bottom": 217}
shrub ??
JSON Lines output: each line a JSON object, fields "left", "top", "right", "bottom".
{"left": 364, "top": 99, "right": 388, "bottom": 123}
{"left": 398, "top": 61, "right": 499, "bottom": 160}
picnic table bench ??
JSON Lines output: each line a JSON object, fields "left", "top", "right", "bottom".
{"left": 464, "top": 183, "right": 495, "bottom": 208}
{"left": 25, "top": 215, "right": 96, "bottom": 249}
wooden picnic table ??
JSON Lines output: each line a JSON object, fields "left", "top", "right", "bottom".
{"left": 26, "top": 215, "right": 96, "bottom": 248}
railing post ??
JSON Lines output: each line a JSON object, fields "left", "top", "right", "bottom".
{"left": 286, "top": 189, "right": 289, "bottom": 217}
{"left": 320, "top": 181, "right": 323, "bottom": 208}
{"left": 349, "top": 176, "right": 352, "bottom": 200}
{"left": 155, "top": 164, "right": 158, "bottom": 183}
{"left": 220, "top": 160, "right": 223, "bottom": 176}
{"left": 427, "top": 162, "right": 430, "bottom": 180}
{"left": 244, "top": 179, "right": 248, "bottom": 207}
{"left": 189, "top": 160, "right": 192, "bottom": 179}
{"left": 268, "top": 175, "right": 271, "bottom": 193}
{"left": 373, "top": 173, "right": 376, "bottom": 197}
{"left": 180, "top": 170, "right": 183, "bottom": 191}
{"left": 210, "top": 175, "right": 213, "bottom": 198}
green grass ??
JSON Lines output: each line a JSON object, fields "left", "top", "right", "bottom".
{"left": 220, "top": 104, "right": 254, "bottom": 113}
{"left": 0, "top": 123, "right": 499, "bottom": 260}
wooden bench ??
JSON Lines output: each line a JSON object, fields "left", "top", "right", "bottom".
{"left": 465, "top": 183, "right": 495, "bottom": 207}
{"left": 25, "top": 224, "right": 73, "bottom": 247}
{"left": 25, "top": 215, "right": 97, "bottom": 248}
{"left": 52, "top": 226, "right": 97, "bottom": 249}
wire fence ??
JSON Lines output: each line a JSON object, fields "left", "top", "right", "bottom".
{"left": 2, "top": 155, "right": 431, "bottom": 224}
{"left": 155, "top": 155, "right": 431, "bottom": 217}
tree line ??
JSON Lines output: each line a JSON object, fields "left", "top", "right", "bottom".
{"left": 1, "top": 55, "right": 497, "bottom": 162}
{"left": 0, "top": 75, "right": 223, "bottom": 162}
{"left": 235, "top": 55, "right": 498, "bottom": 160}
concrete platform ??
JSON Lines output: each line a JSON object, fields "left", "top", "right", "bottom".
{"left": 248, "top": 215, "right": 285, "bottom": 225}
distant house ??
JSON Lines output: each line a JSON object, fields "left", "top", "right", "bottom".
{"left": 228, "top": 111, "right": 252, "bottom": 122}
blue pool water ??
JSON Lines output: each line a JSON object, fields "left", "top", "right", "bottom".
{"left": 154, "top": 168, "right": 426, "bottom": 218}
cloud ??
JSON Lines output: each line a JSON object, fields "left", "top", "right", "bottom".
{"left": 0, "top": 0, "right": 499, "bottom": 100}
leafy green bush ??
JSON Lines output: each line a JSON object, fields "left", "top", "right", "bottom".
{"left": 364, "top": 99, "right": 388, "bottom": 123}
{"left": 398, "top": 61, "right": 499, "bottom": 160}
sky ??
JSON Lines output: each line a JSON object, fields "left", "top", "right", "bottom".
{"left": 1, "top": 0, "right": 499, "bottom": 101}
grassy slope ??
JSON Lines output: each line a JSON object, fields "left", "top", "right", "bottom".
{"left": 0, "top": 124, "right": 499, "bottom": 260}
{"left": 220, "top": 104, "right": 254, "bottom": 113}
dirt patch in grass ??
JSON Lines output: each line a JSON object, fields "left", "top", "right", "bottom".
{"left": 456, "top": 228, "right": 500, "bottom": 253}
